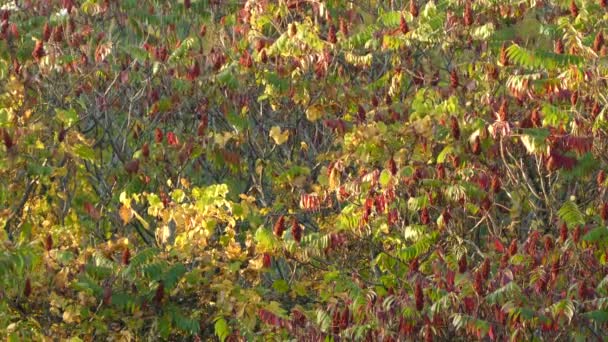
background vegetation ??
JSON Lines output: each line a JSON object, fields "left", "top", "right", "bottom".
{"left": 1, "top": 0, "right": 608, "bottom": 340}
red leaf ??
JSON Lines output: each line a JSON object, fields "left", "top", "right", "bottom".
{"left": 166, "top": 132, "right": 179, "bottom": 146}
{"left": 493, "top": 238, "right": 505, "bottom": 253}
{"left": 84, "top": 202, "right": 101, "bottom": 220}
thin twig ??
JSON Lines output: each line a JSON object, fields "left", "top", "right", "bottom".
{"left": 3, "top": 178, "right": 38, "bottom": 239}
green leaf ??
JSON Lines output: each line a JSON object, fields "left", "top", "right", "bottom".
{"left": 557, "top": 200, "right": 585, "bottom": 228}
{"left": 216, "top": 65, "right": 238, "bottom": 89}
{"left": 486, "top": 281, "right": 522, "bottom": 305}
{"left": 56, "top": 250, "right": 75, "bottom": 264}
{"left": 583, "top": 226, "right": 608, "bottom": 243}
{"left": 263, "top": 301, "right": 288, "bottom": 318}
{"left": 379, "top": 169, "right": 391, "bottom": 187}
{"left": 323, "top": 270, "right": 340, "bottom": 282}
{"left": 519, "top": 128, "right": 549, "bottom": 154}
{"left": 111, "top": 292, "right": 136, "bottom": 310}
{"left": 548, "top": 299, "right": 575, "bottom": 323}
{"left": 214, "top": 317, "right": 230, "bottom": 342}
{"left": 407, "top": 196, "right": 428, "bottom": 211}
{"left": 272, "top": 279, "right": 289, "bottom": 294}
{"left": 0, "top": 108, "right": 9, "bottom": 126}
{"left": 169, "top": 306, "right": 201, "bottom": 335}
{"left": 337, "top": 204, "right": 359, "bottom": 231}
{"left": 71, "top": 143, "right": 96, "bottom": 162}
{"left": 254, "top": 226, "right": 278, "bottom": 252}
{"left": 123, "top": 45, "right": 148, "bottom": 62}
{"left": 163, "top": 263, "right": 186, "bottom": 290}
{"left": 55, "top": 108, "right": 78, "bottom": 126}
{"left": 542, "top": 104, "right": 570, "bottom": 126}
{"left": 0, "top": 59, "right": 8, "bottom": 80}
{"left": 159, "top": 313, "right": 172, "bottom": 339}
{"left": 470, "top": 23, "right": 495, "bottom": 40}
{"left": 124, "top": 248, "right": 160, "bottom": 276}
{"left": 171, "top": 189, "right": 186, "bottom": 203}
{"left": 437, "top": 145, "right": 454, "bottom": 163}
{"left": 584, "top": 310, "right": 608, "bottom": 323}
{"left": 397, "top": 231, "right": 438, "bottom": 262}
{"left": 316, "top": 310, "right": 332, "bottom": 333}
{"left": 73, "top": 274, "right": 103, "bottom": 296}
{"left": 506, "top": 43, "right": 584, "bottom": 70}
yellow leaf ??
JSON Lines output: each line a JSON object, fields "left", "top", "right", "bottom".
{"left": 269, "top": 126, "right": 289, "bottom": 145}
{"left": 6, "top": 76, "right": 24, "bottom": 98}
{"left": 180, "top": 178, "right": 191, "bottom": 188}
{"left": 255, "top": 159, "right": 264, "bottom": 175}
{"left": 119, "top": 205, "right": 133, "bottom": 225}
{"left": 412, "top": 116, "right": 433, "bottom": 139}
{"left": 328, "top": 167, "right": 340, "bottom": 191}
{"left": 54, "top": 268, "right": 69, "bottom": 290}
{"left": 62, "top": 306, "right": 81, "bottom": 324}
{"left": 156, "top": 219, "right": 176, "bottom": 246}
{"left": 119, "top": 191, "right": 130, "bottom": 206}
{"left": 305, "top": 105, "right": 323, "bottom": 122}
{"left": 226, "top": 241, "right": 244, "bottom": 260}
{"left": 249, "top": 255, "right": 264, "bottom": 271}
{"left": 213, "top": 131, "right": 234, "bottom": 148}
{"left": 239, "top": 194, "right": 256, "bottom": 203}
{"left": 62, "top": 311, "right": 75, "bottom": 324}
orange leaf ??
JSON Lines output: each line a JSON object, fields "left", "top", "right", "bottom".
{"left": 119, "top": 204, "right": 133, "bottom": 225}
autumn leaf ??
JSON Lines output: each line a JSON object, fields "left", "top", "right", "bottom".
{"left": 3, "top": 0, "right": 608, "bottom": 340}
{"left": 269, "top": 126, "right": 289, "bottom": 145}
{"left": 95, "top": 41, "right": 113, "bottom": 63}
{"left": 119, "top": 204, "right": 133, "bottom": 225}
{"left": 328, "top": 166, "right": 341, "bottom": 190}
{"left": 84, "top": 202, "right": 101, "bottom": 220}
{"left": 493, "top": 238, "right": 506, "bottom": 253}
{"left": 305, "top": 105, "right": 323, "bottom": 121}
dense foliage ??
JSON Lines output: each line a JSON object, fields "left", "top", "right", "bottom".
{"left": 1, "top": 0, "right": 608, "bottom": 340}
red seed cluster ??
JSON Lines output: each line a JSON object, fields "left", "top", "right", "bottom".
{"left": 553, "top": 39, "right": 564, "bottom": 55}
{"left": 263, "top": 253, "right": 271, "bottom": 268}
{"left": 570, "top": 0, "right": 579, "bottom": 17}
{"left": 500, "top": 43, "right": 509, "bottom": 66}
{"left": 450, "top": 116, "right": 460, "bottom": 140}
{"left": 598, "top": 170, "right": 606, "bottom": 186}
{"left": 273, "top": 215, "right": 286, "bottom": 237}
{"left": 458, "top": 255, "right": 467, "bottom": 273}
{"left": 420, "top": 207, "right": 430, "bottom": 225}
{"left": 291, "top": 217, "right": 302, "bottom": 243}
{"left": 327, "top": 25, "right": 337, "bottom": 44}
{"left": 400, "top": 16, "right": 409, "bottom": 34}
{"left": 154, "top": 281, "right": 164, "bottom": 305}
{"left": 410, "top": 0, "right": 419, "bottom": 17}
{"left": 32, "top": 40, "right": 45, "bottom": 61}
{"left": 508, "top": 238, "right": 518, "bottom": 256}
{"left": 122, "top": 248, "right": 131, "bottom": 265}
{"left": 103, "top": 284, "right": 112, "bottom": 305}
{"left": 464, "top": 1, "right": 473, "bottom": 26}
{"left": 472, "top": 136, "right": 482, "bottom": 155}
{"left": 24, "top": 278, "right": 32, "bottom": 298}
{"left": 45, "top": 234, "right": 53, "bottom": 251}
{"left": 414, "top": 281, "right": 424, "bottom": 311}
{"left": 450, "top": 69, "right": 459, "bottom": 88}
